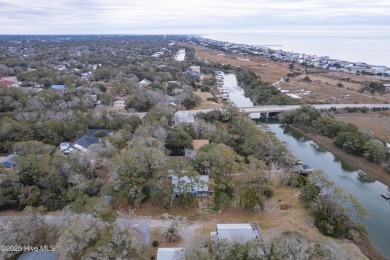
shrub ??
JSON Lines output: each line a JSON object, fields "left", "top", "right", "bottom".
{"left": 152, "top": 240, "right": 159, "bottom": 247}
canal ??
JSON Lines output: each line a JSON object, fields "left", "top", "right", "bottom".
{"left": 220, "top": 71, "right": 390, "bottom": 258}
{"left": 268, "top": 124, "right": 390, "bottom": 258}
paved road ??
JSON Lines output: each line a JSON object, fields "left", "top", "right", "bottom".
{"left": 135, "top": 225, "right": 150, "bottom": 246}
{"left": 128, "top": 103, "right": 390, "bottom": 118}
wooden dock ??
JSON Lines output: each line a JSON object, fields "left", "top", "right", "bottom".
{"left": 381, "top": 193, "right": 390, "bottom": 199}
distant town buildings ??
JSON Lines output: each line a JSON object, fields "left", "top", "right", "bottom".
{"left": 186, "top": 37, "right": 390, "bottom": 77}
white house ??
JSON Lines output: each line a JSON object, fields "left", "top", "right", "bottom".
{"left": 174, "top": 111, "right": 195, "bottom": 124}
{"left": 113, "top": 100, "right": 126, "bottom": 107}
{"left": 157, "top": 248, "right": 185, "bottom": 260}
{"left": 211, "top": 222, "right": 262, "bottom": 243}
{"left": 139, "top": 79, "right": 152, "bottom": 87}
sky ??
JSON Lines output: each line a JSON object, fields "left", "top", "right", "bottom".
{"left": 0, "top": 0, "right": 389, "bottom": 35}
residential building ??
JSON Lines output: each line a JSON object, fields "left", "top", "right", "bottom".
{"left": 0, "top": 153, "right": 17, "bottom": 168}
{"left": 157, "top": 248, "right": 185, "bottom": 260}
{"left": 0, "top": 79, "right": 19, "bottom": 88}
{"left": 184, "top": 139, "right": 209, "bottom": 158}
{"left": 170, "top": 174, "right": 210, "bottom": 197}
{"left": 211, "top": 222, "right": 262, "bottom": 243}
{"left": 50, "top": 85, "right": 67, "bottom": 91}
{"left": 139, "top": 79, "right": 152, "bottom": 87}
{"left": 113, "top": 100, "right": 126, "bottom": 107}
{"left": 174, "top": 111, "right": 195, "bottom": 124}
{"left": 61, "top": 129, "right": 113, "bottom": 154}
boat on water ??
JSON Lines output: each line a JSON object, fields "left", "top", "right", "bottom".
{"left": 381, "top": 193, "right": 390, "bottom": 199}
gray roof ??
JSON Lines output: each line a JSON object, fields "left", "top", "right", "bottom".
{"left": 63, "top": 129, "right": 113, "bottom": 153}
{"left": 174, "top": 111, "right": 195, "bottom": 124}
{"left": 157, "top": 248, "right": 185, "bottom": 260}
{"left": 75, "top": 129, "right": 113, "bottom": 149}
{"left": 18, "top": 251, "right": 59, "bottom": 260}
{"left": 216, "top": 224, "right": 257, "bottom": 243}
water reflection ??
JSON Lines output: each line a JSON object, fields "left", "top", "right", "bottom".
{"left": 333, "top": 157, "right": 359, "bottom": 172}
{"left": 267, "top": 124, "right": 390, "bottom": 258}
{"left": 357, "top": 170, "right": 376, "bottom": 183}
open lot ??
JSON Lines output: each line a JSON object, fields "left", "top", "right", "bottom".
{"left": 334, "top": 111, "right": 390, "bottom": 143}
{"left": 134, "top": 186, "right": 367, "bottom": 259}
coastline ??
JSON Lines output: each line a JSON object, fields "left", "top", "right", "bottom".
{"left": 288, "top": 125, "right": 390, "bottom": 187}
{"left": 200, "top": 34, "right": 390, "bottom": 69}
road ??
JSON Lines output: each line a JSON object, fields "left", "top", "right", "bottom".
{"left": 128, "top": 103, "right": 390, "bottom": 118}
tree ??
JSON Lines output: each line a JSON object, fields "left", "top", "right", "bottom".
{"left": 165, "top": 128, "right": 192, "bottom": 155}
{"left": 160, "top": 214, "right": 185, "bottom": 242}
{"left": 129, "top": 137, "right": 167, "bottom": 178}
{"left": 211, "top": 240, "right": 263, "bottom": 260}
{"left": 106, "top": 155, "right": 146, "bottom": 207}
{"left": 181, "top": 92, "right": 201, "bottom": 109}
{"left": 185, "top": 233, "right": 210, "bottom": 260}
{"left": 362, "top": 140, "right": 387, "bottom": 163}
{"left": 0, "top": 207, "right": 49, "bottom": 260}
{"left": 268, "top": 231, "right": 313, "bottom": 260}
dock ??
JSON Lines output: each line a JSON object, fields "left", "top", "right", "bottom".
{"left": 381, "top": 193, "right": 390, "bottom": 199}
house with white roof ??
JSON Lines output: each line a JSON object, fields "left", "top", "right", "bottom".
{"left": 211, "top": 222, "right": 262, "bottom": 243}
{"left": 157, "top": 248, "right": 185, "bottom": 260}
{"left": 139, "top": 79, "right": 152, "bottom": 87}
{"left": 174, "top": 111, "right": 195, "bottom": 124}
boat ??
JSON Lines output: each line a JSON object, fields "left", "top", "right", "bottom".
{"left": 381, "top": 193, "right": 390, "bottom": 199}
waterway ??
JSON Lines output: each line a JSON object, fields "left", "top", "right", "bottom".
{"left": 267, "top": 124, "right": 390, "bottom": 258}
{"left": 222, "top": 72, "right": 390, "bottom": 257}
{"left": 219, "top": 72, "right": 259, "bottom": 118}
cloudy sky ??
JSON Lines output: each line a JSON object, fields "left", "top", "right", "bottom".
{"left": 1, "top": 0, "right": 389, "bottom": 35}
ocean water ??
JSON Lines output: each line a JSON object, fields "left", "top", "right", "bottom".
{"left": 201, "top": 34, "right": 390, "bottom": 67}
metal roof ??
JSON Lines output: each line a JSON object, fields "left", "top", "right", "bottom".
{"left": 174, "top": 111, "right": 195, "bottom": 123}
{"left": 157, "top": 248, "right": 185, "bottom": 260}
{"left": 50, "top": 85, "right": 66, "bottom": 90}
{"left": 216, "top": 224, "right": 256, "bottom": 243}
{"left": 63, "top": 129, "right": 113, "bottom": 153}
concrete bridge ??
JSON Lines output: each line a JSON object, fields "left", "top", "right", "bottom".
{"left": 130, "top": 103, "right": 390, "bottom": 118}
